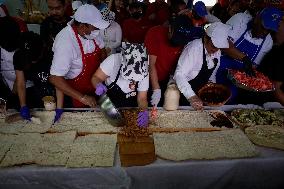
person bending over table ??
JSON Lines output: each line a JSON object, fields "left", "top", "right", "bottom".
{"left": 49, "top": 4, "right": 109, "bottom": 123}
{"left": 174, "top": 22, "right": 230, "bottom": 110}
{"left": 14, "top": 31, "right": 54, "bottom": 121}
{"left": 91, "top": 42, "right": 149, "bottom": 128}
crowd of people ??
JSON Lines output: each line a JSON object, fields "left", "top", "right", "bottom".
{"left": 0, "top": 0, "right": 283, "bottom": 126}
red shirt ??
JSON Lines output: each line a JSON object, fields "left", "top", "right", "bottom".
{"left": 144, "top": 26, "right": 183, "bottom": 81}
{"left": 122, "top": 17, "right": 153, "bottom": 44}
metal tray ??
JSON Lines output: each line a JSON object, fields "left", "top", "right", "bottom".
{"left": 227, "top": 69, "right": 275, "bottom": 92}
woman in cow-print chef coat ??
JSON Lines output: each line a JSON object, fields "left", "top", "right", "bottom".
{"left": 91, "top": 42, "right": 149, "bottom": 127}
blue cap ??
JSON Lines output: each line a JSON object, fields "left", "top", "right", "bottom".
{"left": 260, "top": 7, "right": 283, "bottom": 32}
{"left": 193, "top": 1, "right": 207, "bottom": 17}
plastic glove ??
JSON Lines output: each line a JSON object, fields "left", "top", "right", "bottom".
{"left": 95, "top": 83, "right": 107, "bottom": 96}
{"left": 53, "top": 108, "right": 63, "bottom": 124}
{"left": 150, "top": 89, "right": 161, "bottom": 107}
{"left": 137, "top": 110, "right": 149, "bottom": 128}
{"left": 20, "top": 106, "right": 31, "bottom": 121}
{"left": 242, "top": 56, "right": 255, "bottom": 77}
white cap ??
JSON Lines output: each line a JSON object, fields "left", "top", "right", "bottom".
{"left": 72, "top": 1, "right": 82, "bottom": 11}
{"left": 74, "top": 4, "right": 109, "bottom": 29}
{"left": 205, "top": 22, "right": 230, "bottom": 49}
{"left": 0, "top": 6, "right": 6, "bottom": 17}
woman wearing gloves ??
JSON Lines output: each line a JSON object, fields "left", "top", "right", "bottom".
{"left": 91, "top": 42, "right": 149, "bottom": 127}
{"left": 174, "top": 22, "right": 230, "bottom": 110}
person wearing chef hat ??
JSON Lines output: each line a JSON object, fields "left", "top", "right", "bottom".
{"left": 216, "top": 7, "right": 283, "bottom": 104}
{"left": 99, "top": 7, "right": 122, "bottom": 55}
{"left": 91, "top": 42, "right": 149, "bottom": 128}
{"left": 49, "top": 4, "right": 109, "bottom": 123}
{"left": 174, "top": 22, "right": 231, "bottom": 110}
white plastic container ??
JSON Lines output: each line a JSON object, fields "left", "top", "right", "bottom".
{"left": 42, "top": 96, "right": 56, "bottom": 111}
{"left": 163, "top": 84, "right": 180, "bottom": 111}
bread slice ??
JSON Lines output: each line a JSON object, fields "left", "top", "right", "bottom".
{"left": 66, "top": 134, "right": 117, "bottom": 168}
{"left": 0, "top": 133, "right": 43, "bottom": 167}
{"left": 245, "top": 125, "right": 284, "bottom": 150}
{"left": 0, "top": 134, "right": 18, "bottom": 164}
{"left": 50, "top": 112, "right": 118, "bottom": 134}
{"left": 0, "top": 111, "right": 55, "bottom": 134}
{"left": 36, "top": 131, "right": 77, "bottom": 166}
{"left": 20, "top": 111, "right": 55, "bottom": 133}
{"left": 153, "top": 110, "right": 214, "bottom": 129}
{"left": 154, "top": 129, "right": 259, "bottom": 161}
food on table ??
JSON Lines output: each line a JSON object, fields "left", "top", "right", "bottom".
{"left": 154, "top": 129, "right": 258, "bottom": 161}
{"left": 120, "top": 109, "right": 149, "bottom": 137}
{"left": 1, "top": 111, "right": 55, "bottom": 134}
{"left": 155, "top": 111, "right": 214, "bottom": 129}
{"left": 66, "top": 134, "right": 117, "bottom": 168}
{"left": 50, "top": 112, "right": 118, "bottom": 134}
{"left": 231, "top": 109, "right": 284, "bottom": 127}
{"left": 198, "top": 83, "right": 231, "bottom": 106}
{"left": 228, "top": 69, "right": 274, "bottom": 92}
{"left": 245, "top": 125, "right": 284, "bottom": 150}
{"left": 118, "top": 134, "right": 156, "bottom": 167}
{"left": 209, "top": 111, "right": 234, "bottom": 128}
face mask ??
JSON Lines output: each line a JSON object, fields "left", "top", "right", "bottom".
{"left": 84, "top": 30, "right": 100, "bottom": 40}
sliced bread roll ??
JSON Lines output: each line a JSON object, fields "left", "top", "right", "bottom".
{"left": 66, "top": 134, "right": 117, "bottom": 168}
{"left": 245, "top": 125, "right": 284, "bottom": 150}
{"left": 154, "top": 129, "right": 259, "bottom": 161}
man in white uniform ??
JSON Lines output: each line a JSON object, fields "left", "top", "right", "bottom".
{"left": 49, "top": 4, "right": 109, "bottom": 123}
{"left": 216, "top": 7, "right": 283, "bottom": 104}
{"left": 174, "top": 22, "right": 230, "bottom": 110}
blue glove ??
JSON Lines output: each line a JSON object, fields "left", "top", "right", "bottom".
{"left": 53, "top": 108, "right": 63, "bottom": 124}
{"left": 137, "top": 110, "right": 149, "bottom": 128}
{"left": 20, "top": 106, "right": 31, "bottom": 121}
{"left": 95, "top": 83, "right": 107, "bottom": 96}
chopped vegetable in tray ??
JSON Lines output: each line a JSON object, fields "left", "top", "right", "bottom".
{"left": 231, "top": 109, "right": 284, "bottom": 126}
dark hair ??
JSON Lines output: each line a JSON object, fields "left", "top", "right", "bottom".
{"left": 0, "top": 17, "right": 21, "bottom": 52}
{"left": 46, "top": 0, "right": 65, "bottom": 6}
{"left": 19, "top": 31, "right": 44, "bottom": 61}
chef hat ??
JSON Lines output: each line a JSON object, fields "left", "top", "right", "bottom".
{"left": 120, "top": 42, "right": 148, "bottom": 82}
{"left": 74, "top": 4, "right": 109, "bottom": 29}
{"left": 193, "top": 1, "right": 207, "bottom": 17}
{"left": 100, "top": 7, "right": 115, "bottom": 24}
{"left": 0, "top": 6, "right": 5, "bottom": 17}
{"left": 206, "top": 22, "right": 230, "bottom": 48}
{"left": 259, "top": 7, "right": 283, "bottom": 32}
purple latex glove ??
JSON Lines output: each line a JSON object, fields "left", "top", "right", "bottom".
{"left": 20, "top": 106, "right": 31, "bottom": 121}
{"left": 95, "top": 83, "right": 107, "bottom": 96}
{"left": 53, "top": 108, "right": 63, "bottom": 124}
{"left": 137, "top": 110, "right": 149, "bottom": 128}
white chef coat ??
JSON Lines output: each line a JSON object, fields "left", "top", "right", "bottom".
{"left": 226, "top": 12, "right": 273, "bottom": 65}
{"left": 100, "top": 53, "right": 149, "bottom": 93}
{"left": 174, "top": 39, "right": 221, "bottom": 99}
{"left": 0, "top": 47, "right": 33, "bottom": 90}
{"left": 99, "top": 21, "right": 122, "bottom": 54}
{"left": 50, "top": 20, "right": 105, "bottom": 79}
